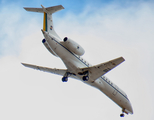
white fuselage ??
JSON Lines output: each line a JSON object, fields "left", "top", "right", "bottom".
{"left": 42, "top": 31, "right": 133, "bottom": 115}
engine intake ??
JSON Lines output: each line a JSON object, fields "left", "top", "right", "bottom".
{"left": 42, "top": 39, "right": 46, "bottom": 43}
{"left": 63, "top": 37, "right": 68, "bottom": 42}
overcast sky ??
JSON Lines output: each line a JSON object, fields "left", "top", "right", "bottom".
{"left": 0, "top": 0, "right": 154, "bottom": 120}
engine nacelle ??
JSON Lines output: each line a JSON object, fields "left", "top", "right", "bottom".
{"left": 42, "top": 39, "right": 58, "bottom": 57}
{"left": 62, "top": 37, "right": 85, "bottom": 56}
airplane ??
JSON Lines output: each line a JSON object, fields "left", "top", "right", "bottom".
{"left": 22, "top": 5, "right": 133, "bottom": 117}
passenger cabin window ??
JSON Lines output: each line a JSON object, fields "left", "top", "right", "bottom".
{"left": 111, "top": 82, "right": 113, "bottom": 86}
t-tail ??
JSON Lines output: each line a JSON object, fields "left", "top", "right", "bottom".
{"left": 24, "top": 5, "right": 64, "bottom": 39}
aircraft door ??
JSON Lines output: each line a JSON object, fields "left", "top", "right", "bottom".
{"left": 112, "top": 85, "right": 118, "bottom": 96}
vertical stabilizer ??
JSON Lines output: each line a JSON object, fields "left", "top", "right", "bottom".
{"left": 24, "top": 5, "right": 64, "bottom": 39}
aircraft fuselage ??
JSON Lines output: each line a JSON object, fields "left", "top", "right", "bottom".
{"left": 23, "top": 5, "right": 133, "bottom": 117}
{"left": 42, "top": 30, "right": 133, "bottom": 115}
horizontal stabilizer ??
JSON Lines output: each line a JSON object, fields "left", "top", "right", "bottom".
{"left": 24, "top": 5, "right": 64, "bottom": 14}
{"left": 78, "top": 57, "right": 125, "bottom": 80}
{"left": 21, "top": 63, "right": 78, "bottom": 79}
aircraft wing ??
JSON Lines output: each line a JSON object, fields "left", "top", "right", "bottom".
{"left": 21, "top": 63, "right": 78, "bottom": 79}
{"left": 79, "top": 57, "right": 125, "bottom": 80}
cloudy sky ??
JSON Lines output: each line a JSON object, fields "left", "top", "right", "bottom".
{"left": 0, "top": 0, "right": 154, "bottom": 120}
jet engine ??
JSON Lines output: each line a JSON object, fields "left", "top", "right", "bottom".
{"left": 62, "top": 37, "right": 85, "bottom": 56}
{"left": 42, "top": 39, "right": 58, "bottom": 57}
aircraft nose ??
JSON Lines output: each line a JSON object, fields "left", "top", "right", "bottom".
{"left": 127, "top": 101, "right": 133, "bottom": 114}
{"left": 130, "top": 105, "right": 133, "bottom": 114}
{"left": 123, "top": 99, "right": 133, "bottom": 115}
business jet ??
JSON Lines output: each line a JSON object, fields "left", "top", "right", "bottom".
{"left": 22, "top": 5, "right": 133, "bottom": 117}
